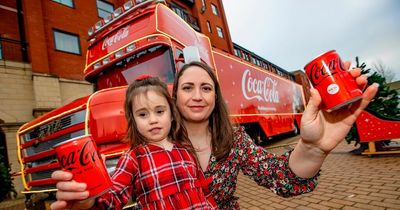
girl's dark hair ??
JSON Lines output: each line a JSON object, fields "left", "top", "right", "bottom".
{"left": 172, "top": 61, "right": 234, "bottom": 161}
{"left": 124, "top": 77, "right": 193, "bottom": 153}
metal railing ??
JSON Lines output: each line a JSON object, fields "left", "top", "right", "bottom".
{"left": 0, "top": 37, "right": 29, "bottom": 62}
{"left": 170, "top": 4, "right": 200, "bottom": 32}
{"left": 176, "top": 11, "right": 200, "bottom": 31}
{"left": 179, "top": 0, "right": 194, "bottom": 6}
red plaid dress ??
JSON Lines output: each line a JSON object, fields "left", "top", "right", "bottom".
{"left": 96, "top": 143, "right": 217, "bottom": 210}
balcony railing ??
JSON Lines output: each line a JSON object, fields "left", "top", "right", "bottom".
{"left": 170, "top": 3, "right": 200, "bottom": 32}
{"left": 175, "top": 12, "right": 200, "bottom": 31}
{"left": 180, "top": 0, "right": 194, "bottom": 6}
{"left": 183, "top": 13, "right": 200, "bottom": 31}
{"left": 0, "top": 37, "right": 29, "bottom": 62}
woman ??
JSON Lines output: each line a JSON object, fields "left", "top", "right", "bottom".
{"left": 51, "top": 61, "right": 378, "bottom": 209}
{"left": 170, "top": 61, "right": 378, "bottom": 208}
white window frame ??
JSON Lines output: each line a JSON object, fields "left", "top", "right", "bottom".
{"left": 97, "top": 0, "right": 114, "bottom": 18}
{"left": 52, "top": 0, "right": 74, "bottom": 8}
{"left": 234, "top": 48, "right": 241, "bottom": 57}
{"left": 207, "top": 21, "right": 212, "bottom": 33}
{"left": 211, "top": 4, "right": 218, "bottom": 16}
{"left": 216, "top": 26, "right": 224, "bottom": 38}
{"left": 53, "top": 30, "right": 81, "bottom": 55}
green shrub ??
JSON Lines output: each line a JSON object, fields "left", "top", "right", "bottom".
{"left": 0, "top": 154, "right": 16, "bottom": 201}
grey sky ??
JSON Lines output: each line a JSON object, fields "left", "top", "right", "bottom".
{"left": 222, "top": 0, "right": 400, "bottom": 81}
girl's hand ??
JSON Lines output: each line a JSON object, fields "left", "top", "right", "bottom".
{"left": 50, "top": 170, "right": 93, "bottom": 210}
{"left": 300, "top": 61, "right": 379, "bottom": 154}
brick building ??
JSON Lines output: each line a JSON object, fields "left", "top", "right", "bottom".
{"left": 1, "top": 0, "right": 233, "bottom": 79}
{"left": 0, "top": 0, "right": 299, "bottom": 195}
{"left": 0, "top": 0, "right": 235, "bottom": 196}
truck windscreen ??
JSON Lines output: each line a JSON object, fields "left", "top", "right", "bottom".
{"left": 95, "top": 45, "right": 175, "bottom": 90}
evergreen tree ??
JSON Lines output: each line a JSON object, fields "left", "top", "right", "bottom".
{"left": 0, "top": 154, "right": 16, "bottom": 201}
{"left": 345, "top": 57, "right": 400, "bottom": 146}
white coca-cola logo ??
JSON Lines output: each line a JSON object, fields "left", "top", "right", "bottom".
{"left": 102, "top": 27, "right": 129, "bottom": 50}
{"left": 241, "top": 69, "right": 279, "bottom": 103}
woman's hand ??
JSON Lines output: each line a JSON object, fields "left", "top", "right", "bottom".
{"left": 50, "top": 170, "right": 94, "bottom": 210}
{"left": 300, "top": 61, "right": 379, "bottom": 154}
{"left": 289, "top": 61, "right": 378, "bottom": 178}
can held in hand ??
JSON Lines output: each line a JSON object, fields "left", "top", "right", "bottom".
{"left": 304, "top": 50, "right": 363, "bottom": 112}
{"left": 53, "top": 135, "right": 112, "bottom": 198}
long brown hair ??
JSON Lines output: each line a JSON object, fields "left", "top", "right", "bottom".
{"left": 172, "top": 61, "right": 234, "bottom": 161}
{"left": 124, "top": 77, "right": 193, "bottom": 154}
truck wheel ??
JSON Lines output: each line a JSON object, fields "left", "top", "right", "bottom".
{"left": 242, "top": 123, "right": 267, "bottom": 145}
{"left": 25, "top": 192, "right": 54, "bottom": 210}
{"left": 293, "top": 122, "right": 300, "bottom": 135}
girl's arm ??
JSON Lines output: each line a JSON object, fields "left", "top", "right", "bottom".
{"left": 96, "top": 150, "right": 138, "bottom": 209}
{"left": 50, "top": 150, "right": 138, "bottom": 210}
{"left": 50, "top": 171, "right": 93, "bottom": 210}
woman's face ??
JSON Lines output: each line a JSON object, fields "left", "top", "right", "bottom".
{"left": 176, "top": 66, "right": 216, "bottom": 123}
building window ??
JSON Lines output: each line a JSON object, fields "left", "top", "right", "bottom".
{"left": 216, "top": 26, "right": 224, "bottom": 38}
{"left": 53, "top": 30, "right": 81, "bottom": 55}
{"left": 200, "top": 0, "right": 206, "bottom": 13}
{"left": 251, "top": 57, "right": 257, "bottom": 65}
{"left": 243, "top": 53, "right": 249, "bottom": 61}
{"left": 171, "top": 5, "right": 187, "bottom": 22}
{"left": 211, "top": 4, "right": 218, "bottom": 16}
{"left": 201, "top": 0, "right": 206, "bottom": 7}
{"left": 97, "top": 0, "right": 114, "bottom": 19}
{"left": 52, "top": 0, "right": 74, "bottom": 8}
{"left": 170, "top": 3, "right": 200, "bottom": 31}
{"left": 206, "top": 21, "right": 212, "bottom": 33}
{"left": 234, "top": 48, "right": 241, "bottom": 57}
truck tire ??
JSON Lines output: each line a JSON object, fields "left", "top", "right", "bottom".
{"left": 293, "top": 122, "right": 300, "bottom": 135}
{"left": 25, "top": 192, "right": 54, "bottom": 210}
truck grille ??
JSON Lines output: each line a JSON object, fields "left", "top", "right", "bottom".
{"left": 20, "top": 110, "right": 87, "bottom": 189}
{"left": 24, "top": 130, "right": 85, "bottom": 157}
{"left": 22, "top": 110, "right": 86, "bottom": 142}
{"left": 31, "top": 169, "right": 56, "bottom": 181}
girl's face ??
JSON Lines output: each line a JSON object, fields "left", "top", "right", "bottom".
{"left": 176, "top": 66, "right": 216, "bottom": 123}
{"left": 132, "top": 90, "right": 172, "bottom": 143}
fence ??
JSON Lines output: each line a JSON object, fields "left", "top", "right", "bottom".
{"left": 0, "top": 38, "right": 28, "bottom": 62}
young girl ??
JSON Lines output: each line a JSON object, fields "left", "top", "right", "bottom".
{"left": 56, "top": 76, "right": 217, "bottom": 210}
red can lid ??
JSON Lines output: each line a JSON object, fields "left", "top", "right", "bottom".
{"left": 304, "top": 50, "right": 336, "bottom": 70}
{"left": 52, "top": 134, "right": 93, "bottom": 149}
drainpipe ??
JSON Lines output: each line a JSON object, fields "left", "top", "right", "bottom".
{"left": 16, "top": 0, "right": 28, "bottom": 62}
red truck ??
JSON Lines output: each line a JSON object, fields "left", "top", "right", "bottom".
{"left": 17, "top": 0, "right": 306, "bottom": 208}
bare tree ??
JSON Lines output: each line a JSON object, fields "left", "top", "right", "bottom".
{"left": 372, "top": 60, "right": 395, "bottom": 83}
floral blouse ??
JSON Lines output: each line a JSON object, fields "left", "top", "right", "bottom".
{"left": 204, "top": 127, "right": 319, "bottom": 209}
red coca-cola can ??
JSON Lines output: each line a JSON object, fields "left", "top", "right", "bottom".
{"left": 53, "top": 135, "right": 112, "bottom": 198}
{"left": 304, "top": 50, "right": 363, "bottom": 112}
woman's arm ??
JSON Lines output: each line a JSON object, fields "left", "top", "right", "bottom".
{"left": 289, "top": 64, "right": 379, "bottom": 178}
{"left": 237, "top": 128, "right": 318, "bottom": 197}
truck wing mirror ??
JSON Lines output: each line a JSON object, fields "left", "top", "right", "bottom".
{"left": 183, "top": 46, "right": 201, "bottom": 64}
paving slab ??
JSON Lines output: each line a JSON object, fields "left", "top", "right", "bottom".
{"left": 236, "top": 137, "right": 400, "bottom": 209}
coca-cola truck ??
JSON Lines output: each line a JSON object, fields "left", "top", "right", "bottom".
{"left": 17, "top": 0, "right": 306, "bottom": 208}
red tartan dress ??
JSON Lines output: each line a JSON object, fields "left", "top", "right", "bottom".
{"left": 96, "top": 143, "right": 217, "bottom": 210}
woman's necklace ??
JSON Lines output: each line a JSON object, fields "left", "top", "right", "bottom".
{"left": 194, "top": 132, "right": 211, "bottom": 152}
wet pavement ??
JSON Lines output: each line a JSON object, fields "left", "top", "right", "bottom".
{"left": 236, "top": 136, "right": 400, "bottom": 209}
{"left": 1, "top": 136, "right": 399, "bottom": 210}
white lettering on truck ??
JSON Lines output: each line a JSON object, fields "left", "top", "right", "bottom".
{"left": 241, "top": 69, "right": 280, "bottom": 103}
{"left": 102, "top": 27, "right": 129, "bottom": 50}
